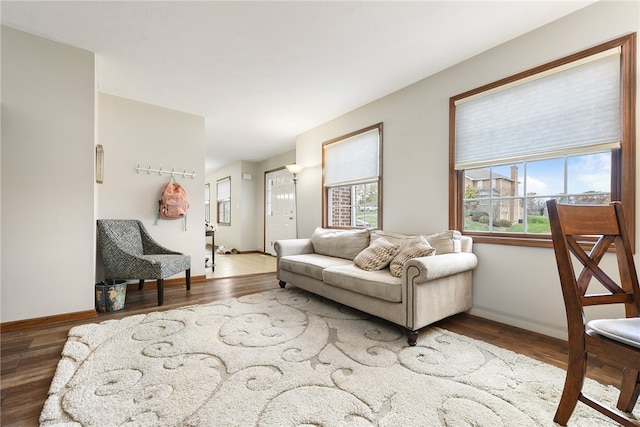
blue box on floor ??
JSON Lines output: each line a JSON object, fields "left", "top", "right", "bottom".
{"left": 95, "top": 280, "right": 127, "bottom": 312}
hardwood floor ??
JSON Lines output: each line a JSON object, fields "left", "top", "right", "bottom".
{"left": 206, "top": 252, "right": 277, "bottom": 279}
{"left": 1, "top": 272, "right": 622, "bottom": 426}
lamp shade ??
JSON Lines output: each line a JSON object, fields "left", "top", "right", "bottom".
{"left": 285, "top": 164, "right": 304, "bottom": 175}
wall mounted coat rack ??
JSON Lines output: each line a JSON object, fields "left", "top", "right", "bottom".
{"left": 135, "top": 164, "right": 196, "bottom": 179}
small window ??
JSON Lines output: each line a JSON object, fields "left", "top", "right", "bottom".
{"left": 205, "top": 183, "right": 210, "bottom": 225}
{"left": 323, "top": 123, "right": 382, "bottom": 229}
{"left": 450, "top": 33, "right": 636, "bottom": 247}
{"left": 216, "top": 177, "right": 231, "bottom": 225}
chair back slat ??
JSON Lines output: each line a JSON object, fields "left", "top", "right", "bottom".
{"left": 556, "top": 204, "right": 621, "bottom": 236}
{"left": 582, "top": 293, "right": 635, "bottom": 307}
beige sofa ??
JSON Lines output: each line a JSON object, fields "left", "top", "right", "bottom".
{"left": 275, "top": 228, "right": 478, "bottom": 346}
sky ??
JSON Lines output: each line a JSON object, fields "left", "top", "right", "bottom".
{"left": 489, "top": 152, "right": 611, "bottom": 197}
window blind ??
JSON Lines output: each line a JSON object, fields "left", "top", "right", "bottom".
{"left": 454, "top": 48, "right": 621, "bottom": 170}
{"left": 217, "top": 178, "right": 230, "bottom": 200}
{"left": 324, "top": 128, "right": 380, "bottom": 187}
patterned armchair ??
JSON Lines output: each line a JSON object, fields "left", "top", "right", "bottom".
{"left": 97, "top": 219, "right": 191, "bottom": 306}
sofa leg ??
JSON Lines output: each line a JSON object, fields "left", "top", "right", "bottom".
{"left": 279, "top": 280, "right": 286, "bottom": 289}
{"left": 406, "top": 329, "right": 418, "bottom": 346}
{"left": 186, "top": 269, "right": 191, "bottom": 291}
{"left": 157, "top": 278, "right": 164, "bottom": 306}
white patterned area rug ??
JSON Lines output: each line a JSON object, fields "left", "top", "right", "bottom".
{"left": 41, "top": 288, "right": 638, "bottom": 426}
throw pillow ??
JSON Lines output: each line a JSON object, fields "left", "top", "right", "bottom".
{"left": 354, "top": 238, "right": 400, "bottom": 271}
{"left": 390, "top": 242, "right": 436, "bottom": 278}
{"left": 425, "top": 230, "right": 462, "bottom": 254}
{"left": 311, "top": 227, "right": 370, "bottom": 260}
{"left": 370, "top": 230, "right": 419, "bottom": 246}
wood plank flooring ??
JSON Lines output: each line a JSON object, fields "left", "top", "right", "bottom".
{"left": 1, "top": 272, "right": 622, "bottom": 426}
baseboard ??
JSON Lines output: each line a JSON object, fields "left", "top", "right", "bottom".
{"left": 469, "top": 306, "right": 567, "bottom": 341}
{"left": 1, "top": 309, "right": 98, "bottom": 333}
{"left": 128, "top": 274, "right": 207, "bottom": 290}
{"left": 216, "top": 249, "right": 264, "bottom": 255}
{"left": 1, "top": 275, "right": 207, "bottom": 333}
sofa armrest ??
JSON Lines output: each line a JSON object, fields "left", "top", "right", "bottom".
{"left": 405, "top": 252, "right": 478, "bottom": 283}
{"left": 274, "top": 239, "right": 314, "bottom": 257}
{"left": 460, "top": 236, "right": 473, "bottom": 253}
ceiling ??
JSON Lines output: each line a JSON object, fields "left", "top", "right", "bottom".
{"left": 1, "top": 1, "right": 594, "bottom": 174}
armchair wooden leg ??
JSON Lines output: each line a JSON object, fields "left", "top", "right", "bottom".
{"left": 186, "top": 269, "right": 191, "bottom": 291}
{"left": 554, "top": 351, "right": 588, "bottom": 426}
{"left": 138, "top": 279, "right": 145, "bottom": 290}
{"left": 617, "top": 368, "right": 640, "bottom": 413}
{"left": 157, "top": 278, "right": 164, "bottom": 306}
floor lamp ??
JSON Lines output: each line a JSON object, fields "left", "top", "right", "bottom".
{"left": 285, "top": 164, "right": 304, "bottom": 238}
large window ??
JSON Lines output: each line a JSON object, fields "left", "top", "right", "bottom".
{"left": 450, "top": 34, "right": 636, "bottom": 247}
{"left": 216, "top": 177, "right": 231, "bottom": 225}
{"left": 323, "top": 123, "right": 382, "bottom": 229}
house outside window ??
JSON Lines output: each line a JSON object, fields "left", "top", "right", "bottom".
{"left": 450, "top": 34, "right": 636, "bottom": 247}
{"left": 216, "top": 177, "right": 231, "bottom": 225}
{"left": 323, "top": 123, "right": 383, "bottom": 229}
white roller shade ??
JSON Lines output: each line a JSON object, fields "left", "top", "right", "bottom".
{"left": 217, "top": 178, "right": 230, "bottom": 200}
{"left": 324, "top": 128, "right": 380, "bottom": 186}
{"left": 454, "top": 48, "right": 621, "bottom": 169}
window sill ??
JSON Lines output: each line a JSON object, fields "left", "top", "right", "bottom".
{"left": 462, "top": 232, "right": 554, "bottom": 248}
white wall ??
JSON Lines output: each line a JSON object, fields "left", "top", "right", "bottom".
{"left": 97, "top": 93, "right": 205, "bottom": 280}
{"left": 240, "top": 160, "right": 259, "bottom": 251}
{"left": 1, "top": 26, "right": 96, "bottom": 322}
{"left": 294, "top": 1, "right": 640, "bottom": 340}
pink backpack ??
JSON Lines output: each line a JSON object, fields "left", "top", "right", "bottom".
{"left": 156, "top": 178, "right": 189, "bottom": 228}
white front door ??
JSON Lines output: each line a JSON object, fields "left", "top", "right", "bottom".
{"left": 265, "top": 168, "right": 296, "bottom": 256}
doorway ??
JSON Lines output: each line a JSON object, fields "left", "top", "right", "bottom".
{"left": 265, "top": 167, "right": 296, "bottom": 256}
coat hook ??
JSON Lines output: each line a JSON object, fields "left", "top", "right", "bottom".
{"left": 147, "top": 165, "right": 152, "bottom": 174}
{"left": 158, "top": 166, "right": 163, "bottom": 175}
{"left": 192, "top": 170, "right": 196, "bottom": 179}
{"left": 171, "top": 168, "right": 175, "bottom": 177}
{"left": 182, "top": 169, "right": 187, "bottom": 178}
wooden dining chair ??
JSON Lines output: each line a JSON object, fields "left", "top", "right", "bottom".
{"left": 546, "top": 199, "right": 640, "bottom": 426}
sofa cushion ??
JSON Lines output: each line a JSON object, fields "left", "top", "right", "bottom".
{"left": 311, "top": 227, "right": 370, "bottom": 260}
{"left": 354, "top": 238, "right": 400, "bottom": 271}
{"left": 425, "top": 230, "right": 462, "bottom": 254}
{"left": 280, "top": 254, "right": 352, "bottom": 281}
{"left": 370, "top": 230, "right": 420, "bottom": 247}
{"left": 323, "top": 264, "right": 402, "bottom": 303}
{"left": 389, "top": 242, "right": 436, "bottom": 278}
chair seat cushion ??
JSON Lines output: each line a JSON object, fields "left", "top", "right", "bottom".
{"left": 587, "top": 317, "right": 640, "bottom": 349}
{"left": 140, "top": 254, "right": 191, "bottom": 278}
